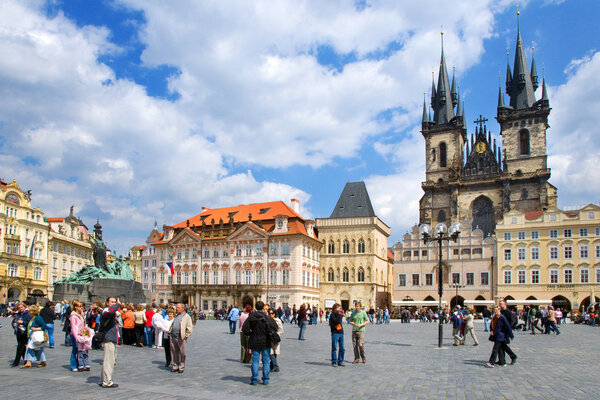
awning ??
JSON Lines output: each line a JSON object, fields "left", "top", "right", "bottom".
{"left": 463, "top": 300, "right": 495, "bottom": 305}
{"left": 391, "top": 300, "right": 447, "bottom": 306}
{"left": 506, "top": 299, "right": 552, "bottom": 305}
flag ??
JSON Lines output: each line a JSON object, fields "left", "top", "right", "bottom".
{"left": 166, "top": 262, "right": 174, "bottom": 275}
{"left": 29, "top": 238, "right": 35, "bottom": 258}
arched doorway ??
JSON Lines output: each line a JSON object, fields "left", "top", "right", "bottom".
{"left": 471, "top": 196, "right": 494, "bottom": 238}
{"left": 7, "top": 287, "right": 20, "bottom": 301}
{"left": 503, "top": 295, "right": 517, "bottom": 311}
{"left": 424, "top": 295, "right": 435, "bottom": 301}
{"left": 474, "top": 295, "right": 487, "bottom": 313}
{"left": 552, "top": 295, "right": 571, "bottom": 312}
{"left": 340, "top": 292, "right": 350, "bottom": 312}
{"left": 579, "top": 296, "right": 599, "bottom": 312}
{"left": 241, "top": 296, "right": 254, "bottom": 308}
{"left": 450, "top": 295, "right": 464, "bottom": 309}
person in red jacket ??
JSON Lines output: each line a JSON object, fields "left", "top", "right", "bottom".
{"left": 144, "top": 304, "right": 155, "bottom": 347}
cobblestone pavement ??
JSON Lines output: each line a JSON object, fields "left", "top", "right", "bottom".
{"left": 1, "top": 317, "right": 598, "bottom": 399}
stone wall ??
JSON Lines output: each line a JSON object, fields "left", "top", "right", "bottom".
{"left": 53, "top": 279, "right": 148, "bottom": 304}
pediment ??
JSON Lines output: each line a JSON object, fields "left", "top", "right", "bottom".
{"left": 227, "top": 223, "right": 268, "bottom": 241}
{"left": 170, "top": 229, "right": 201, "bottom": 245}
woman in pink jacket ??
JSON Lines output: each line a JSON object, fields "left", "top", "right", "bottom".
{"left": 69, "top": 301, "right": 85, "bottom": 372}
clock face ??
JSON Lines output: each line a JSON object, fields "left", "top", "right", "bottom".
{"left": 475, "top": 142, "right": 486, "bottom": 154}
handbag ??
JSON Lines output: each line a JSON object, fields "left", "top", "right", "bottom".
{"left": 488, "top": 333, "right": 496, "bottom": 342}
{"left": 31, "top": 330, "right": 45, "bottom": 345}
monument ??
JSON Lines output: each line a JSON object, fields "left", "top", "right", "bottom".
{"left": 53, "top": 220, "right": 148, "bottom": 303}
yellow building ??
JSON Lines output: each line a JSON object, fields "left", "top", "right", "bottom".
{"left": 0, "top": 179, "right": 49, "bottom": 302}
{"left": 316, "top": 182, "right": 392, "bottom": 311}
{"left": 47, "top": 207, "right": 93, "bottom": 299}
{"left": 128, "top": 245, "right": 144, "bottom": 282}
{"left": 496, "top": 204, "right": 600, "bottom": 311}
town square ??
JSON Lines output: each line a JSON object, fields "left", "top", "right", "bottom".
{"left": 1, "top": 1, "right": 600, "bottom": 399}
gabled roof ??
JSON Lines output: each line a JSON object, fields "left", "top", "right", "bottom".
{"left": 47, "top": 217, "right": 65, "bottom": 223}
{"left": 173, "top": 201, "right": 302, "bottom": 228}
{"left": 330, "top": 181, "right": 376, "bottom": 218}
{"left": 524, "top": 211, "right": 543, "bottom": 221}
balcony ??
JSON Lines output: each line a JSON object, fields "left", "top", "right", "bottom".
{"left": 4, "top": 234, "right": 20, "bottom": 241}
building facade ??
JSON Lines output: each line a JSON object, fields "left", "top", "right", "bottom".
{"left": 152, "top": 200, "right": 321, "bottom": 311}
{"left": 393, "top": 223, "right": 495, "bottom": 310}
{"left": 47, "top": 207, "right": 93, "bottom": 298}
{"left": 316, "top": 182, "right": 391, "bottom": 311}
{"left": 141, "top": 227, "right": 163, "bottom": 299}
{"left": 127, "top": 245, "right": 143, "bottom": 283}
{"left": 496, "top": 205, "right": 600, "bottom": 312}
{"left": 419, "top": 27, "right": 556, "bottom": 238}
{"left": 0, "top": 179, "right": 49, "bottom": 302}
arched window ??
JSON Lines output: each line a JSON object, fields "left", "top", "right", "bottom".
{"left": 327, "top": 268, "right": 334, "bottom": 282}
{"left": 343, "top": 240, "right": 350, "bottom": 254}
{"left": 439, "top": 142, "right": 447, "bottom": 167}
{"left": 357, "top": 267, "right": 365, "bottom": 282}
{"left": 342, "top": 268, "right": 349, "bottom": 282}
{"left": 33, "top": 267, "right": 42, "bottom": 281}
{"left": 519, "top": 129, "right": 530, "bottom": 155}
{"left": 358, "top": 239, "right": 365, "bottom": 253}
{"left": 437, "top": 210, "right": 446, "bottom": 222}
{"left": 328, "top": 240, "right": 335, "bottom": 254}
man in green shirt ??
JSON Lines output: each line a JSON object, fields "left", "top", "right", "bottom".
{"left": 350, "top": 302, "right": 369, "bottom": 364}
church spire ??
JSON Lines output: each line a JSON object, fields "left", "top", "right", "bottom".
{"left": 432, "top": 32, "right": 455, "bottom": 124}
{"left": 422, "top": 94, "right": 429, "bottom": 126}
{"left": 530, "top": 44, "right": 539, "bottom": 91}
{"left": 541, "top": 77, "right": 549, "bottom": 105}
{"left": 508, "top": 11, "right": 536, "bottom": 109}
{"left": 497, "top": 84, "right": 506, "bottom": 109}
{"left": 451, "top": 67, "right": 458, "bottom": 107}
{"left": 456, "top": 86, "right": 462, "bottom": 117}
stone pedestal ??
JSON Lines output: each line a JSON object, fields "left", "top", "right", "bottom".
{"left": 53, "top": 279, "right": 148, "bottom": 304}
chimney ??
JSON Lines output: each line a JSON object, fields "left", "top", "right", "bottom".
{"left": 290, "top": 198, "right": 300, "bottom": 213}
{"left": 202, "top": 207, "right": 209, "bottom": 212}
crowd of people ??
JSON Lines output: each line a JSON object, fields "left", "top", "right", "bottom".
{"left": 5, "top": 297, "right": 582, "bottom": 387}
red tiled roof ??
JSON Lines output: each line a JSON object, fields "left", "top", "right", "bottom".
{"left": 47, "top": 217, "right": 65, "bottom": 222}
{"left": 387, "top": 249, "right": 394, "bottom": 260}
{"left": 563, "top": 211, "right": 578, "bottom": 218}
{"left": 173, "top": 201, "right": 302, "bottom": 228}
{"left": 524, "top": 211, "right": 544, "bottom": 221}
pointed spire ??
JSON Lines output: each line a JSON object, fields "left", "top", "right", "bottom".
{"left": 531, "top": 44, "right": 539, "bottom": 91}
{"left": 422, "top": 94, "right": 428, "bottom": 126}
{"left": 541, "top": 77, "right": 549, "bottom": 105}
{"left": 505, "top": 49, "right": 512, "bottom": 95}
{"left": 451, "top": 67, "right": 458, "bottom": 106}
{"left": 432, "top": 31, "right": 455, "bottom": 124}
{"left": 508, "top": 11, "right": 536, "bottom": 109}
{"left": 497, "top": 85, "right": 505, "bottom": 109}
{"left": 462, "top": 100, "right": 466, "bottom": 127}
{"left": 456, "top": 89, "right": 462, "bottom": 117}
{"left": 431, "top": 72, "right": 436, "bottom": 106}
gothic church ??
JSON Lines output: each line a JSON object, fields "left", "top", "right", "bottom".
{"left": 419, "top": 23, "right": 557, "bottom": 237}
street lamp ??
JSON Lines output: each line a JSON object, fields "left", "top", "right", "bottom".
{"left": 419, "top": 221, "right": 461, "bottom": 348}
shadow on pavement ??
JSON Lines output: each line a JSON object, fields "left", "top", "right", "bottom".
{"left": 463, "top": 359, "right": 488, "bottom": 366}
{"left": 221, "top": 375, "right": 249, "bottom": 383}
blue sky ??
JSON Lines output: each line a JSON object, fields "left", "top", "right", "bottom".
{"left": 1, "top": 0, "right": 600, "bottom": 256}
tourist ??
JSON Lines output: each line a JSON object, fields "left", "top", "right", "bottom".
{"left": 54, "top": 301, "right": 62, "bottom": 321}
{"left": 486, "top": 306, "right": 516, "bottom": 367}
{"left": 227, "top": 304, "right": 240, "bottom": 334}
{"left": 450, "top": 306, "right": 463, "bottom": 346}
{"left": 268, "top": 308, "right": 283, "bottom": 372}
{"left": 461, "top": 309, "right": 479, "bottom": 346}
{"left": 531, "top": 307, "right": 544, "bottom": 334}
{"left": 62, "top": 301, "right": 73, "bottom": 345}
{"left": 498, "top": 300, "right": 518, "bottom": 363}
{"left": 75, "top": 324, "right": 93, "bottom": 372}
{"left": 152, "top": 307, "right": 165, "bottom": 348}
{"left": 168, "top": 303, "right": 193, "bottom": 373}
{"left": 40, "top": 301, "right": 56, "bottom": 349}
{"left": 21, "top": 305, "right": 48, "bottom": 369}
{"left": 98, "top": 297, "right": 121, "bottom": 388}
{"left": 144, "top": 304, "right": 155, "bottom": 348}
{"left": 545, "top": 306, "right": 560, "bottom": 335}
{"left": 297, "top": 304, "right": 308, "bottom": 340}
{"left": 384, "top": 306, "right": 390, "bottom": 324}
{"left": 241, "top": 300, "right": 278, "bottom": 385}
{"left": 329, "top": 303, "right": 345, "bottom": 367}
{"left": 555, "top": 308, "right": 563, "bottom": 325}
{"left": 122, "top": 304, "right": 135, "bottom": 345}
{"left": 319, "top": 308, "right": 324, "bottom": 323}
{"left": 239, "top": 305, "right": 253, "bottom": 363}
{"left": 350, "top": 302, "right": 369, "bottom": 364}
{"left": 482, "top": 307, "right": 491, "bottom": 332}
{"left": 11, "top": 303, "right": 31, "bottom": 366}
{"left": 291, "top": 304, "right": 297, "bottom": 324}
{"left": 69, "top": 300, "right": 86, "bottom": 372}
{"left": 159, "top": 308, "right": 175, "bottom": 368}
{"left": 133, "top": 304, "right": 146, "bottom": 347}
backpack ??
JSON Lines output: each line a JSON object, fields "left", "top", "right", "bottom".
{"left": 259, "top": 314, "right": 281, "bottom": 344}
{"left": 508, "top": 310, "right": 518, "bottom": 328}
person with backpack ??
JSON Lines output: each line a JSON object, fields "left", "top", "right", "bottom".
{"left": 98, "top": 297, "right": 121, "bottom": 388}
{"left": 329, "top": 303, "right": 345, "bottom": 367}
{"left": 450, "top": 306, "right": 463, "bottom": 346}
{"left": 241, "top": 300, "right": 279, "bottom": 385}
{"left": 498, "top": 300, "right": 518, "bottom": 365}
{"left": 268, "top": 308, "right": 283, "bottom": 372}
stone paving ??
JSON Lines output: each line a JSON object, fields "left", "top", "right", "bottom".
{"left": 0, "top": 317, "right": 598, "bottom": 399}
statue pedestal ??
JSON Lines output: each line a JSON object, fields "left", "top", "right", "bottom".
{"left": 53, "top": 279, "right": 148, "bottom": 304}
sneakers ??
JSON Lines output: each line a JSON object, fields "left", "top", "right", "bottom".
{"left": 485, "top": 363, "right": 494, "bottom": 368}
{"left": 510, "top": 357, "right": 517, "bottom": 365}
{"left": 499, "top": 363, "right": 507, "bottom": 367}
{"left": 337, "top": 362, "right": 345, "bottom": 367}
{"left": 331, "top": 363, "right": 337, "bottom": 367}
{"left": 352, "top": 359, "right": 360, "bottom": 364}
{"left": 100, "top": 384, "right": 118, "bottom": 388}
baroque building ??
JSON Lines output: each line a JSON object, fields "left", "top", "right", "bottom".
{"left": 127, "top": 245, "right": 143, "bottom": 283}
{"left": 47, "top": 206, "right": 93, "bottom": 298}
{"left": 316, "top": 182, "right": 391, "bottom": 311}
{"left": 496, "top": 205, "right": 600, "bottom": 312}
{"left": 419, "top": 27, "right": 556, "bottom": 238}
{"left": 152, "top": 199, "right": 321, "bottom": 311}
{"left": 0, "top": 179, "right": 48, "bottom": 301}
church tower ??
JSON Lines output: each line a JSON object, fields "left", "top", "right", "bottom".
{"left": 497, "top": 13, "right": 557, "bottom": 212}
{"left": 420, "top": 33, "right": 466, "bottom": 226}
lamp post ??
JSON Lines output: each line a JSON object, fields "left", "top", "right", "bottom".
{"left": 419, "top": 222, "right": 461, "bottom": 348}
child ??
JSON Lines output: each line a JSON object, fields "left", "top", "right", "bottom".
{"left": 76, "top": 326, "right": 94, "bottom": 371}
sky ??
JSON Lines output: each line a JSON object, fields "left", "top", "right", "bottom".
{"left": 1, "top": 0, "right": 600, "bottom": 256}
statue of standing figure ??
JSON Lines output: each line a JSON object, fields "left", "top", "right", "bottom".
{"left": 93, "top": 220, "right": 109, "bottom": 272}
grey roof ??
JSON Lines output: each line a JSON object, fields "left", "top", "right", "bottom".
{"left": 330, "top": 181, "right": 376, "bottom": 218}
{"left": 507, "top": 30, "right": 536, "bottom": 109}
{"left": 432, "top": 43, "right": 455, "bottom": 124}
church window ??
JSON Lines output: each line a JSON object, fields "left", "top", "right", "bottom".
{"left": 343, "top": 240, "right": 350, "bottom": 254}
{"left": 437, "top": 210, "right": 446, "bottom": 222}
{"left": 328, "top": 240, "right": 335, "bottom": 254}
{"left": 327, "top": 268, "right": 334, "bottom": 282}
{"left": 357, "top": 267, "right": 365, "bottom": 282}
{"left": 519, "top": 129, "right": 530, "bottom": 155}
{"left": 342, "top": 268, "right": 349, "bottom": 282}
{"left": 357, "top": 239, "right": 365, "bottom": 253}
{"left": 439, "top": 142, "right": 447, "bottom": 167}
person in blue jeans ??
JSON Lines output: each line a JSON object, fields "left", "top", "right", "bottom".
{"left": 40, "top": 301, "right": 56, "bottom": 349}
{"left": 227, "top": 305, "right": 240, "bottom": 334}
{"left": 328, "top": 303, "right": 345, "bottom": 367}
{"left": 297, "top": 304, "right": 308, "bottom": 340}
{"left": 241, "top": 301, "right": 279, "bottom": 385}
